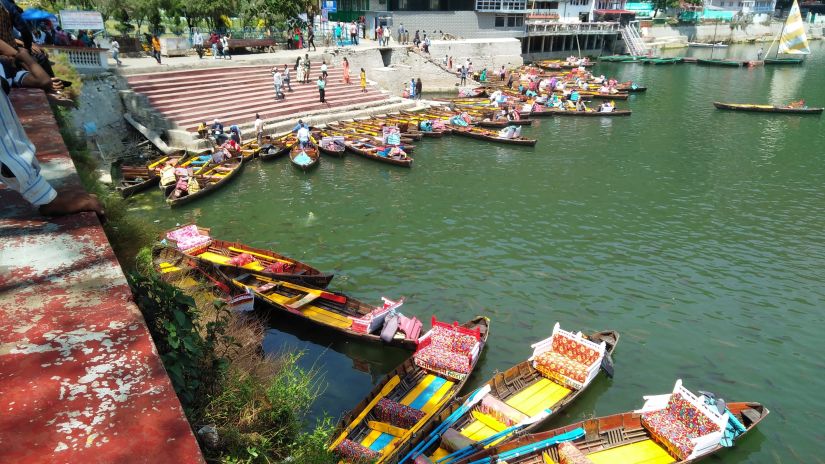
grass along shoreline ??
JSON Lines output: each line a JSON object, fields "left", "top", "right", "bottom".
{"left": 52, "top": 69, "right": 333, "bottom": 462}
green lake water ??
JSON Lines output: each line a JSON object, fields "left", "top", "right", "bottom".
{"left": 133, "top": 43, "right": 825, "bottom": 462}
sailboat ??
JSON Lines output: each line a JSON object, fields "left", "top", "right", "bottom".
{"left": 764, "top": 0, "right": 810, "bottom": 65}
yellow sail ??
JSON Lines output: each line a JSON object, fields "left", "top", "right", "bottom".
{"left": 778, "top": 0, "right": 810, "bottom": 55}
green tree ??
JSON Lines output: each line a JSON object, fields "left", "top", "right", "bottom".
{"left": 652, "top": 0, "right": 680, "bottom": 18}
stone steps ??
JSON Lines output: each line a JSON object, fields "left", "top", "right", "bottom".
{"left": 124, "top": 63, "right": 388, "bottom": 132}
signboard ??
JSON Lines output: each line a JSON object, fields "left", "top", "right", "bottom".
{"left": 323, "top": 0, "right": 337, "bottom": 13}
{"left": 59, "top": 10, "right": 105, "bottom": 30}
{"left": 321, "top": 9, "right": 329, "bottom": 22}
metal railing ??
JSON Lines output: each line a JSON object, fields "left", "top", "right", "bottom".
{"left": 45, "top": 46, "right": 109, "bottom": 72}
{"left": 620, "top": 22, "right": 648, "bottom": 56}
{"left": 526, "top": 21, "right": 620, "bottom": 35}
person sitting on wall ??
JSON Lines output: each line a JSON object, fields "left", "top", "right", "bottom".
{"left": 0, "top": 38, "right": 103, "bottom": 218}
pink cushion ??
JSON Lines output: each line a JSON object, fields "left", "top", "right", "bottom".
{"left": 166, "top": 225, "right": 211, "bottom": 251}
{"left": 414, "top": 344, "right": 471, "bottom": 375}
{"left": 374, "top": 398, "right": 425, "bottom": 430}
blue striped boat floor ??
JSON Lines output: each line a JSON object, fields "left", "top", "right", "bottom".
{"left": 409, "top": 376, "right": 447, "bottom": 409}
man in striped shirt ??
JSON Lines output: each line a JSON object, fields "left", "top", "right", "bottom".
{"left": 0, "top": 38, "right": 102, "bottom": 216}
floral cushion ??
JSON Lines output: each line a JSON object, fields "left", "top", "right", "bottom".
{"left": 667, "top": 394, "right": 720, "bottom": 436}
{"left": 414, "top": 344, "right": 471, "bottom": 376}
{"left": 642, "top": 409, "right": 695, "bottom": 460}
{"left": 335, "top": 438, "right": 379, "bottom": 463}
{"left": 166, "top": 225, "right": 211, "bottom": 251}
{"left": 229, "top": 253, "right": 257, "bottom": 266}
{"left": 430, "top": 326, "right": 478, "bottom": 355}
{"left": 558, "top": 441, "right": 594, "bottom": 464}
{"left": 551, "top": 335, "right": 600, "bottom": 366}
{"left": 534, "top": 351, "right": 588, "bottom": 383}
{"left": 374, "top": 398, "right": 425, "bottom": 430}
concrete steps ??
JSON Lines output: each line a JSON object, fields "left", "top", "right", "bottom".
{"left": 124, "top": 63, "right": 389, "bottom": 132}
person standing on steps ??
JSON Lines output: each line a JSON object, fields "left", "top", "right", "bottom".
{"left": 254, "top": 114, "right": 264, "bottom": 145}
{"left": 360, "top": 68, "right": 367, "bottom": 93}
{"left": 307, "top": 25, "right": 316, "bottom": 51}
{"left": 320, "top": 60, "right": 328, "bottom": 79}
{"left": 459, "top": 65, "right": 467, "bottom": 86}
{"left": 151, "top": 35, "right": 162, "bottom": 64}
{"left": 303, "top": 54, "right": 311, "bottom": 83}
{"left": 283, "top": 64, "right": 292, "bottom": 91}
{"left": 317, "top": 75, "right": 326, "bottom": 103}
{"left": 408, "top": 77, "right": 416, "bottom": 99}
{"left": 415, "top": 78, "right": 422, "bottom": 100}
{"left": 296, "top": 55, "right": 305, "bottom": 82}
{"left": 342, "top": 57, "right": 351, "bottom": 84}
{"left": 271, "top": 66, "right": 283, "bottom": 100}
{"left": 376, "top": 25, "right": 383, "bottom": 46}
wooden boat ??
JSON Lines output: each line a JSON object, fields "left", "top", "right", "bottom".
{"left": 329, "top": 316, "right": 490, "bottom": 464}
{"left": 161, "top": 223, "right": 333, "bottom": 288}
{"left": 314, "top": 132, "right": 347, "bottom": 157}
{"left": 451, "top": 126, "right": 537, "bottom": 146}
{"left": 118, "top": 151, "right": 189, "bottom": 198}
{"left": 530, "top": 107, "right": 631, "bottom": 117}
{"left": 346, "top": 140, "right": 413, "bottom": 167}
{"left": 697, "top": 58, "right": 741, "bottom": 67}
{"left": 475, "top": 118, "right": 533, "bottom": 128}
{"left": 688, "top": 42, "right": 728, "bottom": 48}
{"left": 229, "top": 271, "right": 422, "bottom": 350}
{"left": 651, "top": 57, "right": 683, "bottom": 65}
{"left": 165, "top": 157, "right": 243, "bottom": 207}
{"left": 403, "top": 324, "right": 619, "bottom": 463}
{"left": 764, "top": 57, "right": 804, "bottom": 65}
{"left": 616, "top": 82, "right": 647, "bottom": 93}
{"left": 567, "top": 90, "right": 629, "bottom": 101}
{"left": 239, "top": 141, "right": 259, "bottom": 163}
{"left": 259, "top": 134, "right": 294, "bottom": 161}
{"left": 289, "top": 144, "right": 320, "bottom": 172}
{"left": 713, "top": 101, "right": 823, "bottom": 114}
{"left": 462, "top": 379, "right": 768, "bottom": 464}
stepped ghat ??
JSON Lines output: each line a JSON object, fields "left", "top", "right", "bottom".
{"left": 118, "top": 41, "right": 523, "bottom": 150}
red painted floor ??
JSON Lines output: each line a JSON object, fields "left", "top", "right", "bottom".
{"left": 0, "top": 90, "right": 203, "bottom": 463}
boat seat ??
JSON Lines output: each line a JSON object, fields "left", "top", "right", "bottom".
{"left": 641, "top": 392, "right": 721, "bottom": 460}
{"left": 558, "top": 441, "right": 595, "bottom": 464}
{"left": 336, "top": 438, "right": 379, "bottom": 461}
{"left": 505, "top": 377, "right": 571, "bottom": 417}
{"left": 198, "top": 251, "right": 266, "bottom": 271}
{"left": 374, "top": 398, "right": 425, "bottom": 429}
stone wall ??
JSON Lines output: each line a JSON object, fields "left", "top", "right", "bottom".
{"left": 428, "top": 38, "right": 524, "bottom": 72}
{"left": 367, "top": 11, "right": 526, "bottom": 39}
{"left": 642, "top": 22, "right": 822, "bottom": 43}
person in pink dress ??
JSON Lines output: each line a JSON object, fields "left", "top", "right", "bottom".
{"left": 342, "top": 57, "right": 351, "bottom": 84}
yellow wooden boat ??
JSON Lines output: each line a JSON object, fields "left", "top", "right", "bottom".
{"left": 329, "top": 316, "right": 490, "bottom": 463}
{"left": 405, "top": 323, "right": 619, "bottom": 463}
{"left": 462, "top": 379, "right": 769, "bottom": 464}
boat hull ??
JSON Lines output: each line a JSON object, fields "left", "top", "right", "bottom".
{"left": 714, "top": 102, "right": 823, "bottom": 114}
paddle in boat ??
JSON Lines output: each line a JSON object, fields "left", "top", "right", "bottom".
{"left": 461, "top": 378, "right": 768, "bottom": 464}
{"left": 161, "top": 223, "right": 334, "bottom": 288}
{"left": 401, "top": 323, "right": 619, "bottom": 464}
{"left": 165, "top": 155, "right": 243, "bottom": 207}
{"left": 329, "top": 316, "right": 490, "bottom": 463}
{"left": 713, "top": 101, "right": 823, "bottom": 114}
{"left": 289, "top": 143, "right": 320, "bottom": 172}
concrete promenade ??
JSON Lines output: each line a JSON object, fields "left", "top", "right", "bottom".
{"left": 0, "top": 90, "right": 203, "bottom": 462}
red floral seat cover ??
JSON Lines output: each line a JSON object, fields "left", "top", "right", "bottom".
{"left": 335, "top": 438, "right": 379, "bottom": 462}
{"left": 641, "top": 393, "right": 721, "bottom": 460}
{"left": 414, "top": 325, "right": 478, "bottom": 377}
{"left": 374, "top": 398, "right": 425, "bottom": 430}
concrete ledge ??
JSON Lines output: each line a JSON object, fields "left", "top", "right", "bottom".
{"left": 0, "top": 89, "right": 203, "bottom": 463}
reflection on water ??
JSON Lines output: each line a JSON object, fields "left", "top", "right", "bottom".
{"left": 137, "top": 43, "right": 825, "bottom": 460}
